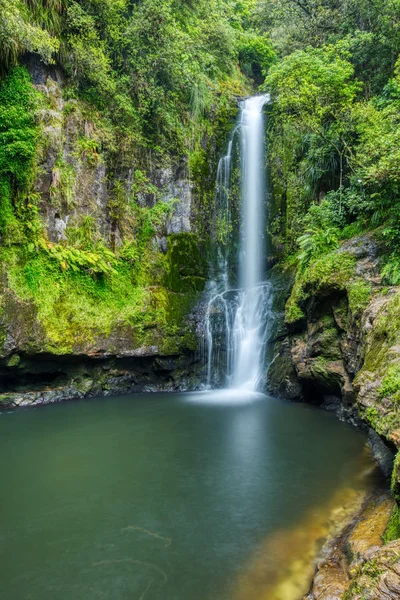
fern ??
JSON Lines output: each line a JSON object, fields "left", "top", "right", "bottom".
{"left": 297, "top": 227, "right": 340, "bottom": 269}
{"left": 39, "top": 239, "right": 117, "bottom": 276}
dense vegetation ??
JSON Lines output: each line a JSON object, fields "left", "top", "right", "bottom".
{"left": 256, "top": 0, "right": 400, "bottom": 279}
{"left": 0, "top": 0, "right": 275, "bottom": 349}
{"left": 0, "top": 0, "right": 399, "bottom": 352}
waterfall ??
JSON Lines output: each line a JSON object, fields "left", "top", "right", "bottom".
{"left": 205, "top": 94, "right": 272, "bottom": 392}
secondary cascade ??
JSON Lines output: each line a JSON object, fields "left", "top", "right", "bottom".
{"left": 205, "top": 94, "right": 272, "bottom": 391}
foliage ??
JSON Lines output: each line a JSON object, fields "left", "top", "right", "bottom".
{"left": 382, "top": 255, "right": 400, "bottom": 286}
{"left": 259, "top": 0, "right": 400, "bottom": 265}
{"left": 60, "top": 0, "right": 254, "bottom": 162}
{"left": 0, "top": 66, "right": 39, "bottom": 242}
{"left": 265, "top": 45, "right": 360, "bottom": 124}
{"left": 297, "top": 226, "right": 339, "bottom": 270}
{"left": 0, "top": 0, "right": 61, "bottom": 70}
{"left": 40, "top": 239, "right": 118, "bottom": 276}
{"left": 253, "top": 0, "right": 400, "bottom": 93}
{"left": 238, "top": 30, "right": 276, "bottom": 82}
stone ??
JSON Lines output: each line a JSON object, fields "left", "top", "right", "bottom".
{"left": 267, "top": 339, "right": 303, "bottom": 400}
{"left": 345, "top": 540, "right": 400, "bottom": 600}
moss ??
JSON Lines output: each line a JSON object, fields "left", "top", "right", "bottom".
{"left": 363, "top": 406, "right": 381, "bottom": 430}
{"left": 391, "top": 452, "right": 400, "bottom": 504}
{"left": 0, "top": 393, "right": 14, "bottom": 406}
{"left": 358, "top": 291, "right": 400, "bottom": 386}
{"left": 379, "top": 365, "right": 400, "bottom": 402}
{"left": 348, "top": 280, "right": 373, "bottom": 316}
{"left": 49, "top": 157, "right": 76, "bottom": 209}
{"left": 314, "top": 326, "right": 341, "bottom": 360}
{"left": 285, "top": 250, "right": 355, "bottom": 324}
{"left": 164, "top": 233, "right": 207, "bottom": 293}
{"left": 7, "top": 354, "right": 20, "bottom": 367}
{"left": 2, "top": 242, "right": 198, "bottom": 356}
{"left": 285, "top": 295, "right": 305, "bottom": 324}
{"left": 308, "top": 356, "right": 342, "bottom": 391}
{"left": 0, "top": 67, "right": 40, "bottom": 243}
{"left": 344, "top": 557, "right": 386, "bottom": 599}
{"left": 383, "top": 505, "right": 400, "bottom": 544}
{"left": 362, "top": 558, "right": 386, "bottom": 579}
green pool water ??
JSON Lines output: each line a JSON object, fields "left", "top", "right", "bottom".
{"left": 0, "top": 391, "right": 374, "bottom": 600}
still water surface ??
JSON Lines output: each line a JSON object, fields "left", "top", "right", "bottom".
{"left": 0, "top": 391, "right": 373, "bottom": 599}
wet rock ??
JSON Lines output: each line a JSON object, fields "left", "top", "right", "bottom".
{"left": 306, "top": 490, "right": 395, "bottom": 600}
{"left": 267, "top": 338, "right": 303, "bottom": 400}
{"left": 347, "top": 494, "right": 394, "bottom": 568}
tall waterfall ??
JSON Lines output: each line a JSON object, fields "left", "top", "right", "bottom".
{"left": 206, "top": 94, "right": 272, "bottom": 392}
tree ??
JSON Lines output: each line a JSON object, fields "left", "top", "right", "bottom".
{"left": 266, "top": 43, "right": 361, "bottom": 209}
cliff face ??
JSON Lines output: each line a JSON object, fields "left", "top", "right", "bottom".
{"left": 269, "top": 232, "right": 400, "bottom": 458}
{"left": 268, "top": 232, "right": 400, "bottom": 597}
{"left": 0, "top": 57, "right": 231, "bottom": 407}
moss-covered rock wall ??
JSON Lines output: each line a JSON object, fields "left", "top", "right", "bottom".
{"left": 0, "top": 54, "right": 244, "bottom": 406}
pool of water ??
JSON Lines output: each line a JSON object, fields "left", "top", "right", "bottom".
{"left": 0, "top": 391, "right": 375, "bottom": 600}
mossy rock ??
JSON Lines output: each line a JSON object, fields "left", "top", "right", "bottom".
{"left": 309, "top": 325, "right": 342, "bottom": 361}
{"left": 164, "top": 233, "right": 207, "bottom": 293}
{"left": 285, "top": 251, "right": 356, "bottom": 325}
{"left": 7, "top": 354, "right": 20, "bottom": 367}
{"left": 267, "top": 339, "right": 303, "bottom": 400}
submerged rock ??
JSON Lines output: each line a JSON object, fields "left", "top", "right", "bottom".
{"left": 305, "top": 491, "right": 395, "bottom": 600}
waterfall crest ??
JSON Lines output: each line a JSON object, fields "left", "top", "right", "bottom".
{"left": 205, "top": 94, "right": 272, "bottom": 392}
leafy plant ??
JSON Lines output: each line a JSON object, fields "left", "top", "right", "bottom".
{"left": 297, "top": 227, "right": 340, "bottom": 269}
{"left": 76, "top": 136, "right": 101, "bottom": 166}
{"left": 39, "top": 239, "right": 117, "bottom": 276}
{"left": 382, "top": 255, "right": 400, "bottom": 285}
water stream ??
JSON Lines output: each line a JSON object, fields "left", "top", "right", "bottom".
{"left": 206, "top": 95, "right": 272, "bottom": 391}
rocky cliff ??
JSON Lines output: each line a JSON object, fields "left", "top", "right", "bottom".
{"left": 268, "top": 232, "right": 400, "bottom": 598}
{"left": 0, "top": 57, "right": 237, "bottom": 407}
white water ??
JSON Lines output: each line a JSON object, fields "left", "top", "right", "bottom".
{"left": 206, "top": 95, "right": 271, "bottom": 391}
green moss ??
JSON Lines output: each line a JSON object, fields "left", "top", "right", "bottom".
{"left": 285, "top": 301, "right": 305, "bottom": 324}
{"left": 285, "top": 250, "right": 355, "bottom": 324}
{"left": 165, "top": 233, "right": 207, "bottom": 293}
{"left": 49, "top": 158, "right": 76, "bottom": 209}
{"left": 383, "top": 505, "right": 400, "bottom": 543}
{"left": 348, "top": 280, "right": 373, "bottom": 316}
{"left": 0, "top": 66, "right": 40, "bottom": 243}
{"left": 7, "top": 354, "right": 20, "bottom": 368}
{"left": 391, "top": 452, "right": 400, "bottom": 504}
{"left": 2, "top": 243, "right": 197, "bottom": 356}
{"left": 363, "top": 291, "right": 400, "bottom": 370}
{"left": 379, "top": 365, "right": 400, "bottom": 402}
{"left": 363, "top": 406, "right": 380, "bottom": 429}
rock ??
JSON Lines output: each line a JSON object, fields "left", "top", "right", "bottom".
{"left": 306, "top": 491, "right": 395, "bottom": 600}
{"left": 267, "top": 338, "right": 303, "bottom": 400}
{"left": 347, "top": 494, "right": 394, "bottom": 569}
{"left": 54, "top": 216, "right": 68, "bottom": 241}
{"left": 345, "top": 539, "right": 400, "bottom": 600}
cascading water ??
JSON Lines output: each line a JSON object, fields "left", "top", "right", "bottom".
{"left": 205, "top": 94, "right": 272, "bottom": 392}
